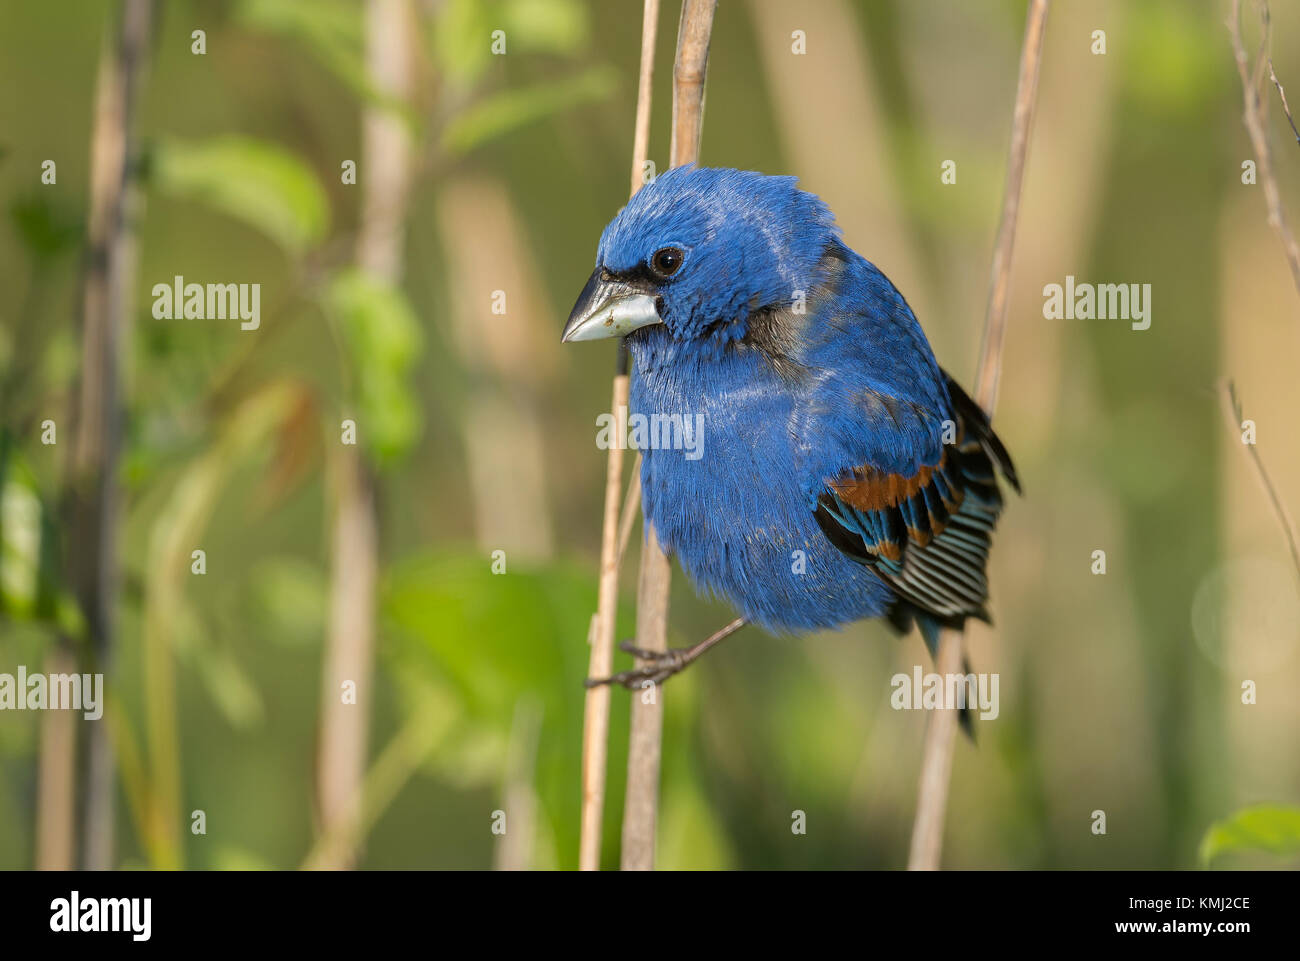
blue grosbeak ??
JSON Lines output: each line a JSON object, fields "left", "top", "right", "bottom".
{"left": 564, "top": 166, "right": 1018, "bottom": 688}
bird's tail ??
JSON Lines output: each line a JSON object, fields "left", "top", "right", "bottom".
{"left": 876, "top": 372, "right": 1018, "bottom": 742}
{"left": 886, "top": 602, "right": 978, "bottom": 741}
{"left": 888, "top": 372, "right": 1018, "bottom": 740}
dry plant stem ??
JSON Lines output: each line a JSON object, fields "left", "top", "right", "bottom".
{"left": 578, "top": 363, "right": 630, "bottom": 870}
{"left": 440, "top": 181, "right": 556, "bottom": 559}
{"left": 620, "top": 0, "right": 717, "bottom": 873}
{"left": 621, "top": 523, "right": 673, "bottom": 869}
{"left": 579, "top": 0, "right": 659, "bottom": 871}
{"left": 36, "top": 645, "right": 77, "bottom": 869}
{"left": 974, "top": 0, "right": 1049, "bottom": 417}
{"left": 908, "top": 0, "right": 1048, "bottom": 872}
{"left": 69, "top": 0, "right": 153, "bottom": 871}
{"left": 1219, "top": 381, "right": 1300, "bottom": 585}
{"left": 630, "top": 0, "right": 661, "bottom": 198}
{"left": 617, "top": 452, "right": 643, "bottom": 566}
{"left": 316, "top": 0, "right": 413, "bottom": 870}
{"left": 495, "top": 698, "right": 543, "bottom": 870}
{"left": 317, "top": 450, "right": 379, "bottom": 868}
{"left": 1226, "top": 5, "right": 1300, "bottom": 590}
{"left": 906, "top": 626, "right": 963, "bottom": 870}
{"left": 1230, "top": 0, "right": 1300, "bottom": 309}
{"left": 666, "top": 0, "right": 716, "bottom": 169}
{"left": 303, "top": 700, "right": 445, "bottom": 870}
{"left": 1268, "top": 60, "right": 1300, "bottom": 144}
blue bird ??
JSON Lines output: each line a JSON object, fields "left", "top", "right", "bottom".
{"left": 564, "top": 166, "right": 1019, "bottom": 690}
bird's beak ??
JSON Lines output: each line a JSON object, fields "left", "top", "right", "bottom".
{"left": 562, "top": 267, "right": 662, "bottom": 343}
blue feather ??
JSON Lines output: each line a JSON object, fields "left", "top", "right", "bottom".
{"left": 583, "top": 166, "right": 1017, "bottom": 645}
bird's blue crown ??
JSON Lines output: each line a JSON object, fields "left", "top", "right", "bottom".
{"left": 596, "top": 166, "right": 841, "bottom": 341}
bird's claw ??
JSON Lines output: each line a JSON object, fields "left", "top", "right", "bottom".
{"left": 584, "top": 640, "right": 688, "bottom": 689}
{"left": 617, "top": 639, "right": 660, "bottom": 660}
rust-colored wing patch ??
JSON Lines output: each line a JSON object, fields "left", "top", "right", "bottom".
{"left": 829, "top": 463, "right": 936, "bottom": 512}
{"left": 813, "top": 373, "right": 1019, "bottom": 626}
{"left": 827, "top": 450, "right": 964, "bottom": 548}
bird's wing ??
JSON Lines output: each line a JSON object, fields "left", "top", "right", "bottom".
{"left": 812, "top": 373, "right": 1019, "bottom": 626}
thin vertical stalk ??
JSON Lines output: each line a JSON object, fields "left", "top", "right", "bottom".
{"left": 302, "top": 699, "right": 447, "bottom": 869}
{"left": 1229, "top": 0, "right": 1300, "bottom": 316}
{"left": 629, "top": 0, "right": 661, "bottom": 200}
{"left": 436, "top": 178, "right": 557, "bottom": 559}
{"left": 1222, "top": 0, "right": 1300, "bottom": 587}
{"left": 620, "top": 0, "right": 717, "bottom": 872}
{"left": 578, "top": 0, "right": 660, "bottom": 871}
{"left": 316, "top": 0, "right": 413, "bottom": 870}
{"left": 1218, "top": 381, "right": 1300, "bottom": 584}
{"left": 36, "top": 645, "right": 77, "bottom": 869}
{"left": 70, "top": 0, "right": 153, "bottom": 871}
{"left": 908, "top": 0, "right": 1049, "bottom": 872}
{"left": 494, "top": 698, "right": 543, "bottom": 871}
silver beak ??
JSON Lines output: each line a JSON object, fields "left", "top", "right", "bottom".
{"left": 562, "top": 267, "right": 662, "bottom": 342}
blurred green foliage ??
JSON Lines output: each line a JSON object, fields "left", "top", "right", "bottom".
{"left": 1200, "top": 804, "right": 1300, "bottom": 866}
{"left": 237, "top": 0, "right": 378, "bottom": 106}
{"left": 441, "top": 65, "right": 616, "bottom": 156}
{"left": 151, "top": 136, "right": 330, "bottom": 254}
{"left": 0, "top": 0, "right": 1297, "bottom": 872}
{"left": 323, "top": 270, "right": 422, "bottom": 465}
{"left": 0, "top": 440, "right": 69, "bottom": 628}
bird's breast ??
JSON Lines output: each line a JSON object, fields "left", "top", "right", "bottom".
{"left": 629, "top": 346, "right": 893, "bottom": 632}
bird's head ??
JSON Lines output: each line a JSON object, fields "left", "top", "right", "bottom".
{"left": 562, "top": 166, "right": 840, "bottom": 346}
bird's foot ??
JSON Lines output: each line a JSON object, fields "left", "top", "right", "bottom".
{"left": 583, "top": 618, "right": 748, "bottom": 690}
{"left": 584, "top": 639, "right": 690, "bottom": 689}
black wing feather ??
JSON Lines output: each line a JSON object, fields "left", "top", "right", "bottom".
{"left": 813, "top": 370, "right": 1018, "bottom": 629}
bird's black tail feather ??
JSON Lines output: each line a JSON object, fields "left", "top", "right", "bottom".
{"left": 886, "top": 589, "right": 978, "bottom": 741}
{"left": 870, "top": 372, "right": 1019, "bottom": 742}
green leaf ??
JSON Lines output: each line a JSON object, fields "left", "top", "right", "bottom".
{"left": 10, "top": 194, "right": 82, "bottom": 260}
{"left": 432, "top": 0, "right": 591, "bottom": 87}
{"left": 151, "top": 137, "right": 329, "bottom": 254}
{"left": 236, "top": 0, "right": 367, "bottom": 100}
{"left": 659, "top": 780, "right": 735, "bottom": 870}
{"left": 193, "top": 640, "right": 266, "bottom": 730}
{"left": 381, "top": 551, "right": 636, "bottom": 868}
{"left": 441, "top": 65, "right": 616, "bottom": 156}
{"left": 249, "top": 557, "right": 326, "bottom": 647}
{"left": 143, "top": 381, "right": 307, "bottom": 732}
{"left": 0, "top": 468, "right": 43, "bottom": 616}
{"left": 170, "top": 599, "right": 265, "bottom": 730}
{"left": 430, "top": 0, "right": 496, "bottom": 87}
{"left": 236, "top": 0, "right": 414, "bottom": 121}
{"left": 322, "top": 269, "right": 423, "bottom": 465}
{"left": 1200, "top": 804, "right": 1300, "bottom": 866}
{"left": 0, "top": 436, "right": 76, "bottom": 633}
{"left": 383, "top": 553, "right": 597, "bottom": 719}
{"left": 502, "top": 0, "right": 589, "bottom": 57}
{"left": 209, "top": 845, "right": 278, "bottom": 871}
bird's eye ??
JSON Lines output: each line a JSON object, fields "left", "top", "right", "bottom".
{"left": 650, "top": 247, "right": 684, "bottom": 278}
